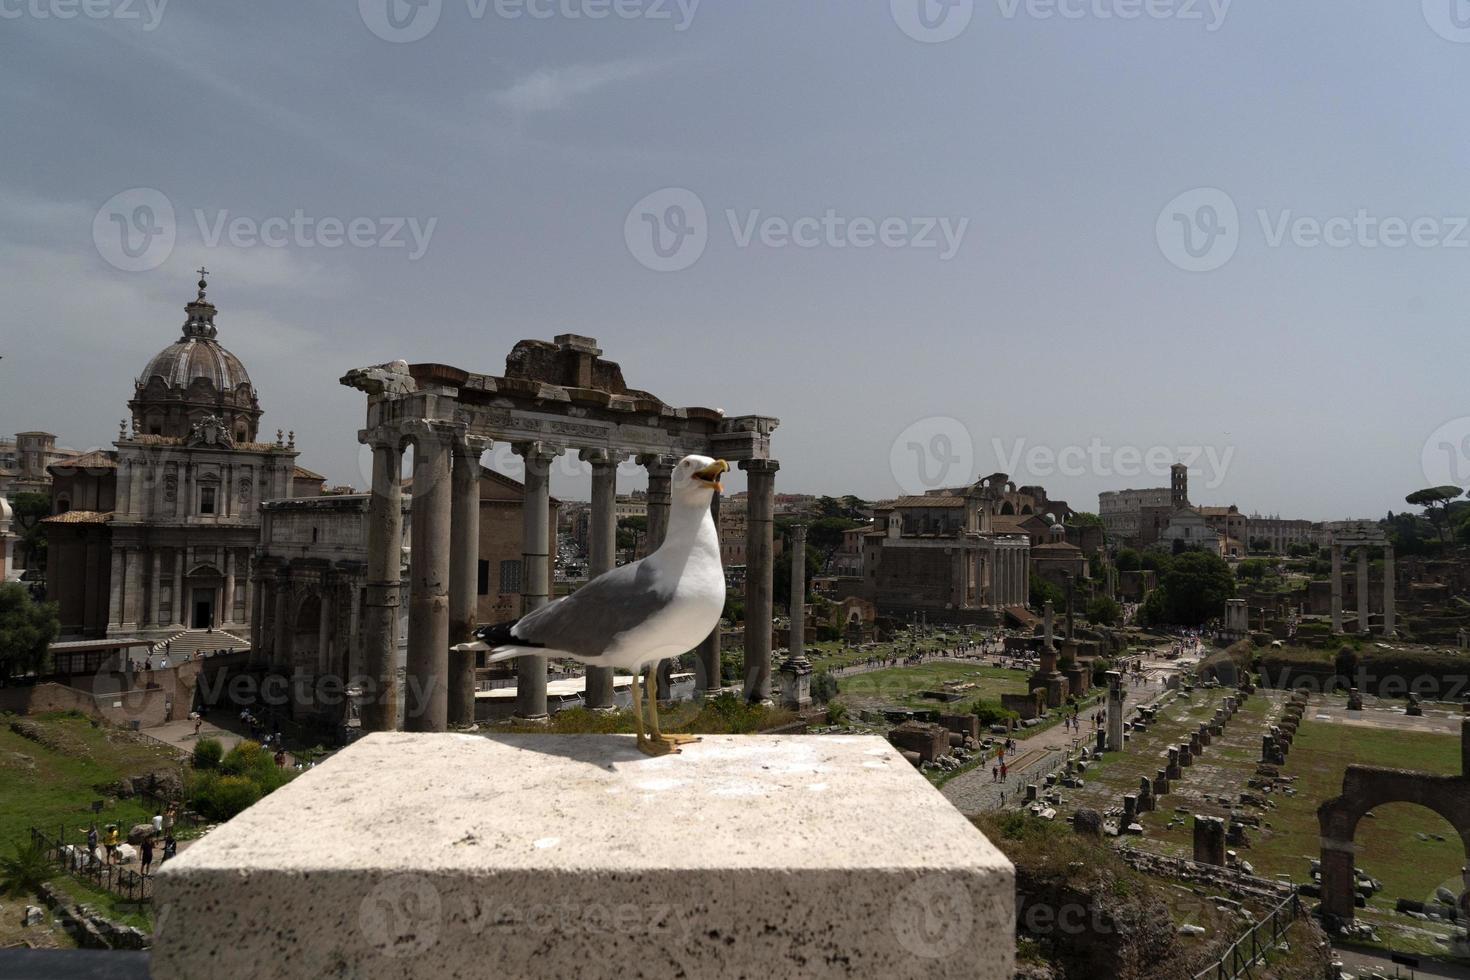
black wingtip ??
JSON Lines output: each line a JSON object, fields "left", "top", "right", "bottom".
{"left": 474, "top": 619, "right": 544, "bottom": 649}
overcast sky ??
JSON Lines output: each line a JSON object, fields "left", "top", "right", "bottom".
{"left": 3, "top": 0, "right": 1468, "bottom": 517}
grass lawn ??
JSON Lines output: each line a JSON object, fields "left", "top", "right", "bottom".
{"left": 0, "top": 712, "right": 183, "bottom": 852}
{"left": 832, "top": 661, "right": 1029, "bottom": 712}
{"left": 1250, "top": 718, "right": 1465, "bottom": 913}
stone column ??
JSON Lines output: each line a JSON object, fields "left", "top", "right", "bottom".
{"left": 1106, "top": 671, "right": 1125, "bottom": 752}
{"left": 361, "top": 438, "right": 404, "bottom": 733}
{"left": 640, "top": 455, "right": 676, "bottom": 699}
{"left": 1382, "top": 544, "right": 1396, "bottom": 637}
{"left": 788, "top": 524, "right": 807, "bottom": 659}
{"left": 273, "top": 569, "right": 292, "bottom": 669}
{"left": 173, "top": 549, "right": 185, "bottom": 628}
{"left": 1330, "top": 543, "right": 1343, "bottom": 633}
{"left": 740, "top": 459, "right": 779, "bottom": 704}
{"left": 243, "top": 559, "right": 254, "bottom": 638}
{"left": 697, "top": 492, "right": 724, "bottom": 698}
{"left": 641, "top": 455, "right": 675, "bottom": 553}
{"left": 1357, "top": 547, "right": 1370, "bottom": 634}
{"left": 514, "top": 442, "right": 560, "bottom": 721}
{"left": 582, "top": 449, "right": 622, "bottom": 710}
{"left": 122, "top": 546, "right": 143, "bottom": 629}
{"left": 448, "top": 436, "right": 488, "bottom": 728}
{"left": 223, "top": 550, "right": 236, "bottom": 627}
{"left": 109, "top": 547, "right": 125, "bottom": 628}
{"left": 149, "top": 549, "right": 163, "bottom": 628}
{"left": 406, "top": 422, "right": 457, "bottom": 733}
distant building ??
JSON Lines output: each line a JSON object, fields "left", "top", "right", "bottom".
{"left": 1099, "top": 464, "right": 1187, "bottom": 546}
{"left": 1245, "top": 515, "right": 1316, "bottom": 553}
{"left": 0, "top": 431, "right": 88, "bottom": 499}
{"left": 42, "top": 274, "right": 321, "bottom": 641}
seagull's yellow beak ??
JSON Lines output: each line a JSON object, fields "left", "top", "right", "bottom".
{"left": 694, "top": 459, "right": 729, "bottom": 492}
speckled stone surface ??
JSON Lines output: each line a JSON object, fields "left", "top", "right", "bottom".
{"left": 152, "top": 734, "right": 1014, "bottom": 979}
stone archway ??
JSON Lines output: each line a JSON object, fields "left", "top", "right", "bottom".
{"left": 293, "top": 594, "right": 323, "bottom": 672}
{"left": 1317, "top": 708, "right": 1470, "bottom": 924}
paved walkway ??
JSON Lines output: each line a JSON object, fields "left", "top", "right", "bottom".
{"left": 942, "top": 645, "right": 1188, "bottom": 815}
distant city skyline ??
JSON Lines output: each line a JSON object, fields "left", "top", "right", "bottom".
{"left": 3, "top": 2, "right": 1467, "bottom": 521}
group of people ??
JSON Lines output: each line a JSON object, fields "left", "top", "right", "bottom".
{"left": 84, "top": 816, "right": 178, "bottom": 876}
{"left": 989, "top": 737, "right": 1019, "bottom": 783}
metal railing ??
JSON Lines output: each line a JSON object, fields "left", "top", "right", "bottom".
{"left": 30, "top": 826, "right": 154, "bottom": 904}
{"left": 1192, "top": 891, "right": 1302, "bottom": 980}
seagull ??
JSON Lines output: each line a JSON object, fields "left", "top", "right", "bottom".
{"left": 475, "top": 454, "right": 730, "bottom": 756}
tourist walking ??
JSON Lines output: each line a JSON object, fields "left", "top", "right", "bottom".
{"left": 141, "top": 837, "right": 154, "bottom": 875}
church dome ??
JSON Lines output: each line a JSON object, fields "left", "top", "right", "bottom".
{"left": 129, "top": 272, "right": 262, "bottom": 443}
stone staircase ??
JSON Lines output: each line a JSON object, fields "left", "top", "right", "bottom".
{"left": 152, "top": 629, "right": 251, "bottom": 658}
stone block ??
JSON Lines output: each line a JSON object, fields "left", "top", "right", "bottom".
{"left": 890, "top": 722, "right": 951, "bottom": 763}
{"left": 153, "top": 734, "right": 1016, "bottom": 980}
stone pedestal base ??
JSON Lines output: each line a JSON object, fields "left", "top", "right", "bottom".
{"left": 154, "top": 734, "right": 1014, "bottom": 980}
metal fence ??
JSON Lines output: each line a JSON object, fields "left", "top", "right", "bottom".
{"left": 1192, "top": 891, "right": 1302, "bottom": 980}
{"left": 30, "top": 826, "right": 154, "bottom": 904}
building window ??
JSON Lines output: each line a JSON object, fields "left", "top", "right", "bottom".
{"left": 477, "top": 560, "right": 490, "bottom": 596}
{"left": 200, "top": 486, "right": 217, "bottom": 515}
{"left": 499, "top": 560, "right": 522, "bottom": 595}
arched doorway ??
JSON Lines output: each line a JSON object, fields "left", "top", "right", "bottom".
{"left": 1318, "top": 718, "right": 1470, "bottom": 924}
{"left": 186, "top": 564, "right": 223, "bottom": 629}
{"left": 293, "top": 594, "right": 323, "bottom": 671}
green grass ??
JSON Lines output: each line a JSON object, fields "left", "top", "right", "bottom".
{"left": 0, "top": 712, "right": 182, "bottom": 853}
{"left": 1250, "top": 718, "right": 1465, "bottom": 913}
{"left": 831, "top": 661, "right": 1029, "bottom": 711}
{"left": 488, "top": 693, "right": 798, "bottom": 735}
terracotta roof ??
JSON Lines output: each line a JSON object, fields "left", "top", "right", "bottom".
{"left": 1032, "top": 541, "right": 1082, "bottom": 553}
{"left": 42, "top": 510, "right": 114, "bottom": 525}
{"left": 891, "top": 496, "right": 965, "bottom": 508}
{"left": 293, "top": 465, "right": 326, "bottom": 482}
{"left": 48, "top": 450, "right": 117, "bottom": 472}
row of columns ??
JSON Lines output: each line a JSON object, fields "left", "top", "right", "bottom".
{"left": 1329, "top": 542, "right": 1396, "bottom": 636}
{"left": 357, "top": 420, "right": 783, "bottom": 733}
{"left": 108, "top": 544, "right": 250, "bottom": 630}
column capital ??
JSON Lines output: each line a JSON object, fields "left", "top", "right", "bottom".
{"left": 580, "top": 448, "right": 627, "bottom": 469}
{"left": 402, "top": 418, "right": 465, "bottom": 449}
{"left": 637, "top": 453, "right": 676, "bottom": 476}
{"left": 739, "top": 458, "right": 781, "bottom": 476}
{"left": 513, "top": 441, "right": 564, "bottom": 464}
{"left": 453, "top": 434, "right": 492, "bottom": 459}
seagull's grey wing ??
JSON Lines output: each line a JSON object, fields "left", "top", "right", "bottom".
{"left": 511, "top": 559, "right": 675, "bottom": 659}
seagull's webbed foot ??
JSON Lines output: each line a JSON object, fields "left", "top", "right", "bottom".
{"left": 636, "top": 734, "right": 680, "bottom": 757}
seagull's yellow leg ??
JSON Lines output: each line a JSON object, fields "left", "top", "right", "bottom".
{"left": 648, "top": 664, "right": 701, "bottom": 748}
{"left": 632, "top": 670, "right": 673, "bottom": 757}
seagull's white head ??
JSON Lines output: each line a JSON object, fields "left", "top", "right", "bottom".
{"left": 672, "top": 454, "right": 729, "bottom": 502}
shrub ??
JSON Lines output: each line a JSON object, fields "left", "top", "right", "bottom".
{"left": 1091, "top": 657, "right": 1116, "bottom": 687}
{"left": 825, "top": 701, "right": 849, "bottom": 726}
{"left": 191, "top": 774, "right": 263, "bottom": 821}
{"left": 0, "top": 840, "right": 51, "bottom": 898}
{"left": 810, "top": 671, "right": 839, "bottom": 704}
{"left": 968, "top": 698, "right": 1018, "bottom": 728}
{"left": 1084, "top": 596, "right": 1121, "bottom": 626}
{"left": 192, "top": 737, "right": 224, "bottom": 770}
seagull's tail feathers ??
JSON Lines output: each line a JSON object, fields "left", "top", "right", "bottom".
{"left": 475, "top": 620, "right": 545, "bottom": 663}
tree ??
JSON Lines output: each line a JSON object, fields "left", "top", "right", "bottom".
{"left": 1029, "top": 574, "right": 1063, "bottom": 611}
{"left": 11, "top": 492, "right": 51, "bottom": 571}
{"left": 1146, "top": 551, "right": 1235, "bottom": 626}
{"left": 1084, "top": 596, "right": 1121, "bottom": 626}
{"left": 1237, "top": 558, "right": 1271, "bottom": 581}
{"left": 0, "top": 582, "right": 59, "bottom": 681}
{"left": 806, "top": 516, "right": 862, "bottom": 570}
{"left": 616, "top": 515, "right": 647, "bottom": 553}
{"left": 1406, "top": 486, "right": 1466, "bottom": 543}
{"left": 1114, "top": 548, "right": 1142, "bottom": 572}
{"left": 1249, "top": 538, "right": 1271, "bottom": 554}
